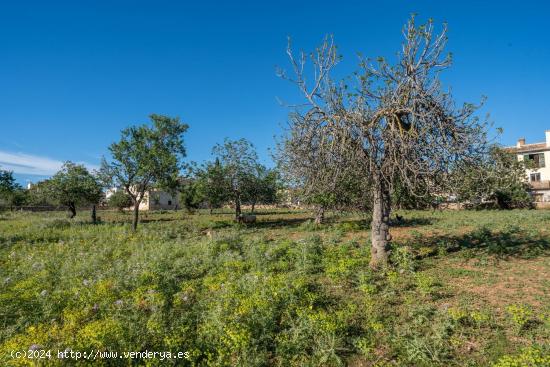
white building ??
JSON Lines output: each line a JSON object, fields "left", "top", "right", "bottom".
{"left": 139, "top": 189, "right": 179, "bottom": 210}
{"left": 105, "top": 187, "right": 179, "bottom": 211}
{"left": 508, "top": 130, "right": 550, "bottom": 203}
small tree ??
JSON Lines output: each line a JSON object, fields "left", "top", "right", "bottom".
{"left": 280, "top": 16, "right": 489, "bottom": 267}
{"left": 454, "top": 146, "right": 532, "bottom": 209}
{"left": 27, "top": 180, "right": 56, "bottom": 207}
{"left": 0, "top": 168, "right": 25, "bottom": 210}
{"left": 49, "top": 162, "right": 103, "bottom": 220}
{"left": 195, "top": 159, "right": 230, "bottom": 214}
{"left": 179, "top": 177, "right": 204, "bottom": 213}
{"left": 0, "top": 169, "right": 17, "bottom": 198}
{"left": 107, "top": 190, "right": 133, "bottom": 212}
{"left": 100, "top": 114, "right": 188, "bottom": 230}
{"left": 212, "top": 138, "right": 258, "bottom": 220}
{"left": 242, "top": 165, "right": 279, "bottom": 213}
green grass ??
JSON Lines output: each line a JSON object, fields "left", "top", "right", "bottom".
{"left": 0, "top": 208, "right": 549, "bottom": 366}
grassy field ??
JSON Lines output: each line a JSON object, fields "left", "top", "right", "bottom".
{"left": 0, "top": 208, "right": 549, "bottom": 366}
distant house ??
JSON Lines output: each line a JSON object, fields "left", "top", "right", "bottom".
{"left": 276, "top": 188, "right": 302, "bottom": 208}
{"left": 507, "top": 130, "right": 550, "bottom": 203}
{"left": 106, "top": 187, "right": 179, "bottom": 211}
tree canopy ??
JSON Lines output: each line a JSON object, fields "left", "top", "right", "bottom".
{"left": 279, "top": 16, "right": 490, "bottom": 268}
{"left": 0, "top": 168, "right": 25, "bottom": 209}
{"left": 212, "top": 138, "right": 259, "bottom": 219}
{"left": 242, "top": 164, "right": 279, "bottom": 213}
{"left": 276, "top": 119, "right": 371, "bottom": 223}
{"left": 183, "top": 158, "right": 230, "bottom": 213}
{"left": 453, "top": 146, "right": 532, "bottom": 209}
{"left": 48, "top": 162, "right": 102, "bottom": 218}
{"left": 100, "top": 114, "right": 188, "bottom": 230}
{"left": 199, "top": 158, "right": 230, "bottom": 212}
{"left": 107, "top": 190, "right": 134, "bottom": 212}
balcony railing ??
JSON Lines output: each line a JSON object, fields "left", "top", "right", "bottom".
{"left": 529, "top": 180, "right": 550, "bottom": 190}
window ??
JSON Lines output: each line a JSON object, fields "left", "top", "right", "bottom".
{"left": 168, "top": 200, "right": 172, "bottom": 205}
{"left": 524, "top": 153, "right": 546, "bottom": 168}
{"left": 530, "top": 172, "right": 541, "bottom": 182}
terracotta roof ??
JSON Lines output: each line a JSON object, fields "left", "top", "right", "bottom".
{"left": 506, "top": 142, "right": 550, "bottom": 153}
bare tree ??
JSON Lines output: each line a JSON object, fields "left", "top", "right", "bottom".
{"left": 276, "top": 111, "right": 370, "bottom": 224}
{"left": 279, "top": 16, "right": 489, "bottom": 268}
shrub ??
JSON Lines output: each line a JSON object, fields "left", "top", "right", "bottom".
{"left": 299, "top": 219, "right": 322, "bottom": 231}
{"left": 394, "top": 307, "right": 455, "bottom": 366}
{"left": 506, "top": 304, "right": 534, "bottom": 333}
{"left": 107, "top": 190, "right": 132, "bottom": 212}
{"left": 390, "top": 245, "right": 415, "bottom": 273}
{"left": 492, "top": 345, "right": 550, "bottom": 367}
{"left": 40, "top": 219, "right": 71, "bottom": 229}
{"left": 415, "top": 273, "right": 437, "bottom": 296}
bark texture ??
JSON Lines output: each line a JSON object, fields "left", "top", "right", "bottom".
{"left": 235, "top": 194, "right": 242, "bottom": 220}
{"left": 370, "top": 179, "right": 391, "bottom": 268}
{"left": 68, "top": 203, "right": 76, "bottom": 218}
{"left": 91, "top": 205, "right": 97, "bottom": 224}
{"left": 314, "top": 206, "right": 325, "bottom": 225}
{"left": 132, "top": 202, "right": 140, "bottom": 231}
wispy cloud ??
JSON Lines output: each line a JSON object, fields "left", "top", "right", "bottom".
{"left": 0, "top": 151, "right": 99, "bottom": 176}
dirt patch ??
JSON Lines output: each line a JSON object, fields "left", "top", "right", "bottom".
{"left": 445, "top": 257, "right": 549, "bottom": 310}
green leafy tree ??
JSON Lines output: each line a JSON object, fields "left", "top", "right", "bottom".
{"left": 49, "top": 162, "right": 103, "bottom": 220}
{"left": 453, "top": 146, "right": 532, "bottom": 209}
{"left": 0, "top": 168, "right": 26, "bottom": 210}
{"left": 107, "top": 190, "right": 133, "bottom": 212}
{"left": 0, "top": 169, "right": 17, "bottom": 196}
{"left": 10, "top": 188, "right": 27, "bottom": 208}
{"left": 198, "top": 158, "right": 230, "bottom": 213}
{"left": 212, "top": 138, "right": 258, "bottom": 219}
{"left": 181, "top": 159, "right": 230, "bottom": 214}
{"left": 242, "top": 165, "right": 279, "bottom": 213}
{"left": 100, "top": 114, "right": 188, "bottom": 230}
{"left": 179, "top": 176, "right": 205, "bottom": 213}
{"left": 26, "top": 180, "right": 56, "bottom": 206}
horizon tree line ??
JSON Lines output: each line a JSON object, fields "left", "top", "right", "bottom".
{"left": 0, "top": 121, "right": 281, "bottom": 230}
{"left": 0, "top": 16, "right": 537, "bottom": 270}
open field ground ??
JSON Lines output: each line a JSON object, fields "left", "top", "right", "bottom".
{"left": 1, "top": 209, "right": 549, "bottom": 366}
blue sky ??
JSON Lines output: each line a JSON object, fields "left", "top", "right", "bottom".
{"left": 1, "top": 1, "right": 549, "bottom": 184}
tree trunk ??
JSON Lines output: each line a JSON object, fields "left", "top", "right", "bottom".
{"left": 314, "top": 206, "right": 325, "bottom": 225}
{"left": 251, "top": 201, "right": 256, "bottom": 214}
{"left": 68, "top": 203, "right": 76, "bottom": 218}
{"left": 91, "top": 205, "right": 97, "bottom": 224}
{"left": 132, "top": 201, "right": 140, "bottom": 231}
{"left": 370, "top": 178, "right": 391, "bottom": 269}
{"left": 235, "top": 194, "right": 242, "bottom": 220}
